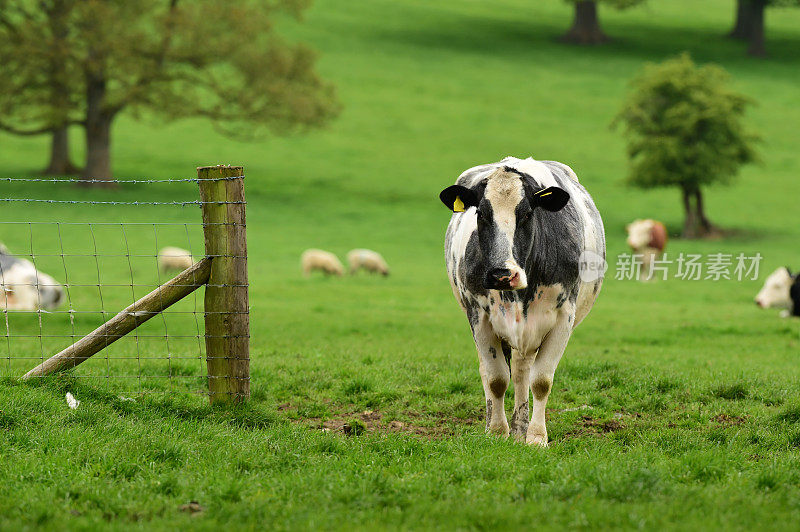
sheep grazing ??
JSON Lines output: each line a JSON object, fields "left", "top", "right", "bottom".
{"left": 301, "top": 249, "right": 344, "bottom": 277}
{"left": 0, "top": 244, "right": 64, "bottom": 311}
{"left": 157, "top": 247, "right": 195, "bottom": 273}
{"left": 347, "top": 249, "right": 390, "bottom": 276}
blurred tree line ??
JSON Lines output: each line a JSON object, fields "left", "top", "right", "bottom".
{"left": 0, "top": 0, "right": 340, "bottom": 184}
{"left": 562, "top": 0, "right": 799, "bottom": 56}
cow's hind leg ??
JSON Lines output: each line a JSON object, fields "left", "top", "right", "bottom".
{"left": 473, "top": 316, "right": 510, "bottom": 437}
{"left": 527, "top": 310, "right": 573, "bottom": 446}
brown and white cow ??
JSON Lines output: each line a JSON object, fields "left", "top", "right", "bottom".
{"left": 755, "top": 267, "right": 800, "bottom": 318}
{"left": 441, "top": 157, "right": 605, "bottom": 446}
{"left": 0, "top": 244, "right": 64, "bottom": 311}
{"left": 626, "top": 219, "right": 668, "bottom": 280}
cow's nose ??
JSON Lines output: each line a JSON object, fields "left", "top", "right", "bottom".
{"left": 755, "top": 299, "right": 764, "bottom": 308}
{"left": 486, "top": 268, "right": 520, "bottom": 290}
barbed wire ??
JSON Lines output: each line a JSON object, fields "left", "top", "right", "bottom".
{"left": 0, "top": 198, "right": 244, "bottom": 205}
{"left": 1, "top": 175, "right": 244, "bottom": 184}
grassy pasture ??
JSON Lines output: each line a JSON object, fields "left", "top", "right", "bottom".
{"left": 1, "top": 0, "right": 800, "bottom": 529}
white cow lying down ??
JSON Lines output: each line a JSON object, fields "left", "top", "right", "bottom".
{"left": 755, "top": 267, "right": 800, "bottom": 318}
{"left": 0, "top": 244, "right": 64, "bottom": 310}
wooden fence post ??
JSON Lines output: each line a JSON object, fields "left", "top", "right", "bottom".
{"left": 197, "top": 165, "right": 250, "bottom": 403}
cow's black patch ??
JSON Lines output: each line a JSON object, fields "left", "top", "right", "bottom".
{"left": 791, "top": 275, "right": 800, "bottom": 317}
{"left": 459, "top": 231, "right": 489, "bottom": 296}
{"left": 464, "top": 300, "right": 481, "bottom": 331}
{"left": 0, "top": 252, "right": 20, "bottom": 272}
{"left": 489, "top": 346, "right": 497, "bottom": 359}
{"left": 501, "top": 340, "right": 512, "bottom": 370}
{"left": 555, "top": 291, "right": 568, "bottom": 309}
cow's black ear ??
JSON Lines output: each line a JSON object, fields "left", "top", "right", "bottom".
{"left": 439, "top": 185, "right": 479, "bottom": 213}
{"left": 532, "top": 187, "right": 570, "bottom": 212}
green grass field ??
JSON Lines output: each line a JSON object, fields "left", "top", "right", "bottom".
{"left": 2, "top": 0, "right": 800, "bottom": 529}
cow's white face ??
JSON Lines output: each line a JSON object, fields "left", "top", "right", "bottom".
{"left": 626, "top": 219, "right": 652, "bottom": 250}
{"left": 755, "top": 267, "right": 793, "bottom": 309}
{"left": 440, "top": 167, "right": 570, "bottom": 291}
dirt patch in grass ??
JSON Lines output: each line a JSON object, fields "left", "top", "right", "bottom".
{"left": 562, "top": 414, "right": 626, "bottom": 439}
{"left": 710, "top": 413, "right": 748, "bottom": 426}
{"left": 278, "top": 404, "right": 479, "bottom": 439}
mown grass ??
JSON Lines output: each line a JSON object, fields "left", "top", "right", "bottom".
{"left": 1, "top": 0, "right": 800, "bottom": 529}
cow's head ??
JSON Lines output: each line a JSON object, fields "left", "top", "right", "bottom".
{"left": 0, "top": 251, "right": 64, "bottom": 311}
{"left": 440, "top": 166, "right": 569, "bottom": 291}
{"left": 755, "top": 267, "right": 794, "bottom": 309}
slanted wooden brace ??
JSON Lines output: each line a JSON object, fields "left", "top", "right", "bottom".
{"left": 22, "top": 164, "right": 250, "bottom": 404}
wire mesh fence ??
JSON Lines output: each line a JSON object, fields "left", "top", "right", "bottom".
{"left": 0, "top": 167, "right": 249, "bottom": 402}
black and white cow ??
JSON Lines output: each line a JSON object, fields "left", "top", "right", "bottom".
{"left": 0, "top": 244, "right": 64, "bottom": 311}
{"left": 440, "top": 157, "right": 605, "bottom": 446}
{"left": 755, "top": 267, "right": 800, "bottom": 318}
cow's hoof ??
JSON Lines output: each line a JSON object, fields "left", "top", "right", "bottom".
{"left": 526, "top": 426, "right": 548, "bottom": 447}
{"left": 527, "top": 434, "right": 548, "bottom": 447}
{"left": 487, "top": 423, "right": 510, "bottom": 438}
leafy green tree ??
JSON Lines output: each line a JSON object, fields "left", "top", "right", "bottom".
{"left": 727, "top": 0, "right": 800, "bottom": 56}
{"left": 0, "top": 0, "right": 82, "bottom": 175}
{"left": 561, "top": 0, "right": 645, "bottom": 45}
{"left": 613, "top": 54, "right": 759, "bottom": 238}
{"left": 0, "top": 0, "right": 339, "bottom": 183}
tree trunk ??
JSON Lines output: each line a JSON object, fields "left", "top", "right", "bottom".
{"left": 43, "top": 127, "right": 80, "bottom": 175}
{"left": 694, "top": 189, "right": 716, "bottom": 236}
{"left": 681, "top": 186, "right": 698, "bottom": 239}
{"left": 81, "top": 77, "right": 114, "bottom": 185}
{"left": 747, "top": 0, "right": 767, "bottom": 57}
{"left": 682, "top": 187, "right": 718, "bottom": 238}
{"left": 728, "top": 0, "right": 755, "bottom": 40}
{"left": 561, "top": 1, "right": 609, "bottom": 45}
{"left": 43, "top": 0, "right": 79, "bottom": 176}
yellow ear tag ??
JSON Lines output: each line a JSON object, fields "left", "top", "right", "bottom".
{"left": 537, "top": 191, "right": 552, "bottom": 197}
{"left": 453, "top": 196, "right": 465, "bottom": 212}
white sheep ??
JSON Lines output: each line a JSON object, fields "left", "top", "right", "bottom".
{"left": 347, "top": 249, "right": 390, "bottom": 276}
{"left": 157, "top": 247, "right": 195, "bottom": 272}
{"left": 301, "top": 249, "right": 344, "bottom": 277}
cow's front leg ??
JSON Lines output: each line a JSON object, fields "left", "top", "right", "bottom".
{"left": 527, "top": 310, "right": 573, "bottom": 446}
{"left": 473, "top": 316, "right": 510, "bottom": 437}
{"left": 510, "top": 349, "right": 532, "bottom": 442}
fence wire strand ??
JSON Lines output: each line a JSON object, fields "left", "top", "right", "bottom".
{"left": 0, "top": 174, "right": 249, "bottom": 397}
